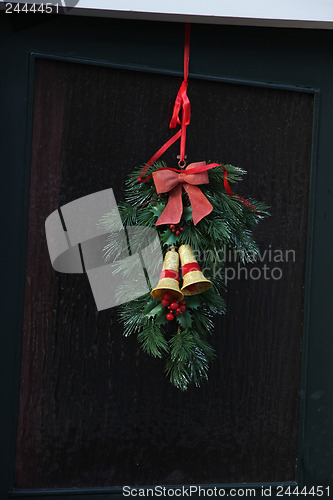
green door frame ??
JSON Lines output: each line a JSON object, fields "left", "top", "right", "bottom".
{"left": 1, "top": 13, "right": 332, "bottom": 499}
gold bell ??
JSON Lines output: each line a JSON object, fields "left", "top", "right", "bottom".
{"left": 151, "top": 248, "right": 184, "bottom": 301}
{"left": 179, "top": 244, "right": 212, "bottom": 296}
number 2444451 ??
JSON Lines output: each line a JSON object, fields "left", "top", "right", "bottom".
{"left": 5, "top": 3, "right": 59, "bottom": 14}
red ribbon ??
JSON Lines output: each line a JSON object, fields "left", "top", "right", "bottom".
{"left": 160, "top": 269, "right": 179, "bottom": 281}
{"left": 138, "top": 23, "right": 191, "bottom": 182}
{"left": 152, "top": 162, "right": 257, "bottom": 225}
{"left": 182, "top": 262, "right": 201, "bottom": 276}
{"left": 153, "top": 161, "right": 218, "bottom": 226}
{"left": 136, "top": 23, "right": 257, "bottom": 217}
{"left": 222, "top": 165, "right": 257, "bottom": 211}
{"left": 169, "top": 23, "right": 191, "bottom": 163}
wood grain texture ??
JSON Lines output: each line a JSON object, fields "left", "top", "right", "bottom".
{"left": 15, "top": 58, "right": 313, "bottom": 488}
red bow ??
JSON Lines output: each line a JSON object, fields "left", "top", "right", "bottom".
{"left": 152, "top": 162, "right": 214, "bottom": 226}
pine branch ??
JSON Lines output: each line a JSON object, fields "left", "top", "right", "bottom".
{"left": 165, "top": 330, "right": 194, "bottom": 391}
{"left": 118, "top": 294, "right": 151, "bottom": 337}
{"left": 138, "top": 320, "right": 169, "bottom": 358}
{"left": 165, "top": 329, "right": 216, "bottom": 390}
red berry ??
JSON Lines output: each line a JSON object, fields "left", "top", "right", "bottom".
{"left": 166, "top": 313, "right": 174, "bottom": 321}
{"left": 170, "top": 224, "right": 175, "bottom": 230}
{"left": 172, "top": 229, "right": 176, "bottom": 233}
{"left": 180, "top": 305, "right": 186, "bottom": 312}
{"left": 176, "top": 230, "right": 181, "bottom": 236}
{"left": 163, "top": 292, "right": 171, "bottom": 300}
{"left": 176, "top": 310, "right": 181, "bottom": 316}
{"left": 187, "top": 284, "right": 196, "bottom": 292}
{"left": 170, "top": 302, "right": 178, "bottom": 310}
{"left": 162, "top": 299, "right": 170, "bottom": 307}
{"left": 180, "top": 227, "right": 184, "bottom": 231}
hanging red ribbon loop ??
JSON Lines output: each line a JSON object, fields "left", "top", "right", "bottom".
{"left": 138, "top": 23, "right": 191, "bottom": 182}
{"left": 169, "top": 80, "right": 191, "bottom": 129}
{"left": 136, "top": 24, "right": 257, "bottom": 217}
{"left": 168, "top": 23, "right": 191, "bottom": 164}
{"left": 169, "top": 78, "right": 191, "bottom": 163}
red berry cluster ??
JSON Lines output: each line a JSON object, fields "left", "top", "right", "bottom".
{"left": 168, "top": 224, "right": 184, "bottom": 236}
{"left": 161, "top": 292, "right": 186, "bottom": 321}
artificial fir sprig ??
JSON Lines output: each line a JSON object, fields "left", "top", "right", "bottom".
{"left": 101, "top": 161, "right": 269, "bottom": 390}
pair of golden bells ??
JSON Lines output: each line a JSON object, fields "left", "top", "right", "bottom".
{"left": 151, "top": 244, "right": 212, "bottom": 302}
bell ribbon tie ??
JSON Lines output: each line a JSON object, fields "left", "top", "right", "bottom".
{"left": 160, "top": 269, "right": 179, "bottom": 281}
{"left": 182, "top": 262, "right": 201, "bottom": 276}
{"left": 153, "top": 161, "right": 219, "bottom": 226}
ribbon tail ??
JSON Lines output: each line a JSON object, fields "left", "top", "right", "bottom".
{"left": 222, "top": 166, "right": 257, "bottom": 212}
{"left": 183, "top": 184, "right": 213, "bottom": 225}
{"left": 156, "top": 184, "right": 183, "bottom": 226}
{"left": 169, "top": 96, "right": 182, "bottom": 128}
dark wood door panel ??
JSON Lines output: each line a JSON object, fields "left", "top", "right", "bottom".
{"left": 15, "top": 57, "right": 313, "bottom": 489}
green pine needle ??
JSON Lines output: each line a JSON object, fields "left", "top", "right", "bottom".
{"left": 138, "top": 320, "right": 169, "bottom": 358}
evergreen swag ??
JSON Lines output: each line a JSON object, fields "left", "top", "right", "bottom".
{"left": 100, "top": 161, "right": 269, "bottom": 391}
